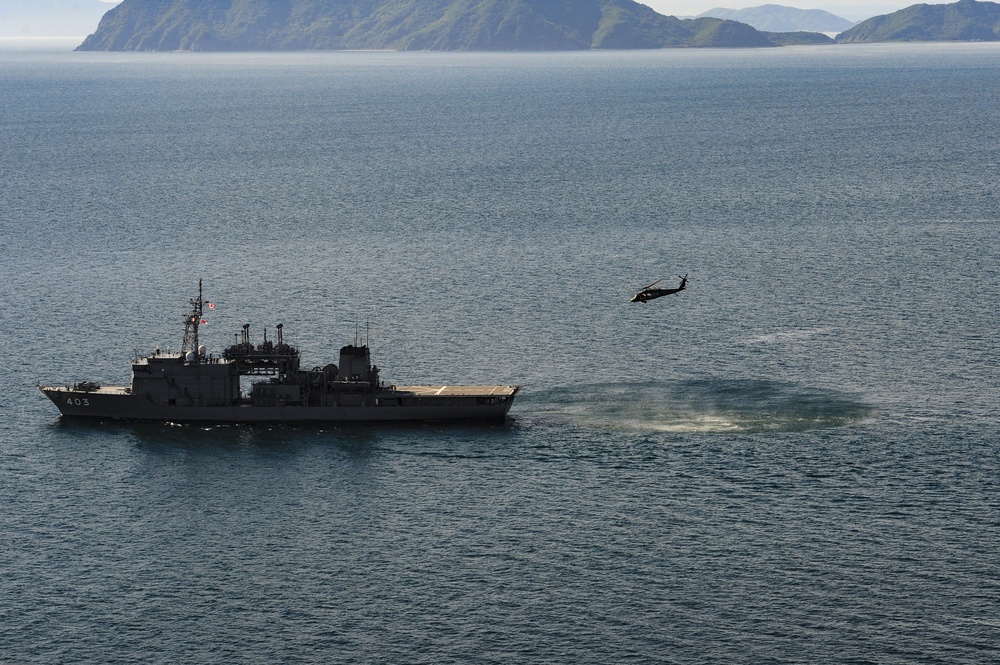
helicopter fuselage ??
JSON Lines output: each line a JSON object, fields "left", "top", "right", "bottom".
{"left": 631, "top": 276, "right": 687, "bottom": 303}
{"left": 631, "top": 287, "right": 682, "bottom": 303}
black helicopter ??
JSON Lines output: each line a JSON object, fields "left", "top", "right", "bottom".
{"left": 630, "top": 274, "right": 688, "bottom": 303}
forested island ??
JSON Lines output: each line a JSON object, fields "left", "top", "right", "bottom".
{"left": 837, "top": 0, "right": 1000, "bottom": 42}
{"left": 74, "top": 0, "right": 1000, "bottom": 51}
{"left": 75, "top": 0, "right": 832, "bottom": 51}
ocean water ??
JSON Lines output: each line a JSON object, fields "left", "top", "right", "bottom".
{"left": 2, "top": 43, "right": 999, "bottom": 663}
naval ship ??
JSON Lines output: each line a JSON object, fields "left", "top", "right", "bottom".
{"left": 39, "top": 282, "right": 520, "bottom": 423}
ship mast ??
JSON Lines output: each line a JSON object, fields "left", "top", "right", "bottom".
{"left": 181, "top": 279, "right": 204, "bottom": 359}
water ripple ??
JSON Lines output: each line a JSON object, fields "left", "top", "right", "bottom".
{"left": 525, "top": 379, "right": 876, "bottom": 434}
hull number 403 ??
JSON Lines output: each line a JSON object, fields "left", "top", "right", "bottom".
{"left": 67, "top": 397, "right": 90, "bottom": 406}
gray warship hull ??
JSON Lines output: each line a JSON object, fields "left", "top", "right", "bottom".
{"left": 39, "top": 282, "right": 520, "bottom": 425}
{"left": 39, "top": 384, "right": 518, "bottom": 423}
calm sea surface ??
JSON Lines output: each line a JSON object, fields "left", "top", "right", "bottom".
{"left": 2, "top": 43, "right": 1000, "bottom": 663}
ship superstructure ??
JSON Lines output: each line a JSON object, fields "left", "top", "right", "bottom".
{"left": 40, "top": 282, "right": 519, "bottom": 423}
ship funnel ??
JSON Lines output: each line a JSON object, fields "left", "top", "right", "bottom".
{"left": 338, "top": 344, "right": 371, "bottom": 382}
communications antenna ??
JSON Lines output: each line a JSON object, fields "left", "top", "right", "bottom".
{"left": 181, "top": 279, "right": 204, "bottom": 358}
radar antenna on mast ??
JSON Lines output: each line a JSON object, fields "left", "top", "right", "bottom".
{"left": 181, "top": 279, "right": 204, "bottom": 358}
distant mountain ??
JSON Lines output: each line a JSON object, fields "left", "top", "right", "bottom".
{"left": 76, "top": 0, "right": 831, "bottom": 51}
{"left": 837, "top": 0, "right": 1000, "bottom": 42}
{"left": 698, "top": 4, "right": 855, "bottom": 33}
{"left": 0, "top": 0, "right": 120, "bottom": 37}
